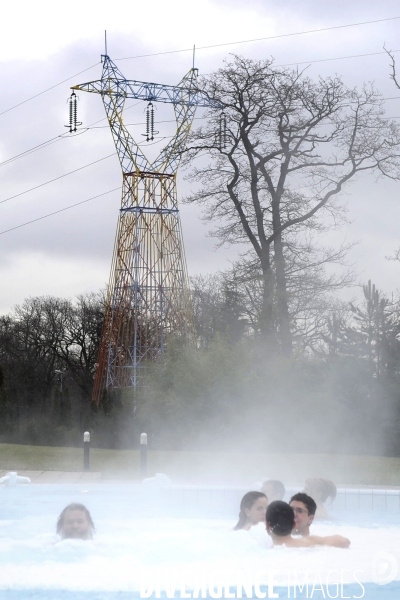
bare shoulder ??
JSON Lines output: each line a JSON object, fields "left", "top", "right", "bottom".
{"left": 282, "top": 537, "right": 313, "bottom": 548}
{"left": 308, "top": 534, "right": 350, "bottom": 548}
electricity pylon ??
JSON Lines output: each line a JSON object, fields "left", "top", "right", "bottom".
{"left": 72, "top": 55, "right": 215, "bottom": 404}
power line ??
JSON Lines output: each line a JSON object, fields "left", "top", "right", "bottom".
{"left": 0, "top": 154, "right": 115, "bottom": 205}
{"left": 4, "top": 45, "right": 400, "bottom": 168}
{"left": 2, "top": 42, "right": 400, "bottom": 176}
{"left": 199, "top": 48, "right": 400, "bottom": 76}
{"left": 88, "top": 117, "right": 203, "bottom": 129}
{"left": 0, "top": 133, "right": 69, "bottom": 168}
{"left": 4, "top": 83, "right": 400, "bottom": 169}
{"left": 0, "top": 101, "right": 144, "bottom": 168}
{"left": 2, "top": 15, "right": 399, "bottom": 121}
{"left": 3, "top": 102, "right": 400, "bottom": 220}
{"left": 0, "top": 188, "right": 120, "bottom": 236}
{"left": 1, "top": 16, "right": 399, "bottom": 171}
{"left": 4, "top": 92, "right": 400, "bottom": 176}
{"left": 277, "top": 48, "right": 400, "bottom": 68}
{"left": 114, "top": 16, "right": 400, "bottom": 61}
{"left": 0, "top": 62, "right": 100, "bottom": 118}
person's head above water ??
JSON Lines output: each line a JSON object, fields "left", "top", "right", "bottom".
{"left": 57, "top": 503, "right": 95, "bottom": 540}
{"left": 266, "top": 500, "right": 350, "bottom": 548}
{"left": 233, "top": 491, "right": 268, "bottom": 531}
{"left": 304, "top": 478, "right": 336, "bottom": 503}
{"left": 266, "top": 501, "right": 294, "bottom": 537}
{"left": 290, "top": 492, "right": 316, "bottom": 536}
{"left": 261, "top": 480, "right": 285, "bottom": 502}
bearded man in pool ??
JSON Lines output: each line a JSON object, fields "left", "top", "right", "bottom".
{"left": 290, "top": 492, "right": 316, "bottom": 537}
{"left": 266, "top": 501, "right": 350, "bottom": 548}
{"left": 57, "top": 503, "right": 95, "bottom": 540}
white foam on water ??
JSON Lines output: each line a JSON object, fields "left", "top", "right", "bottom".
{"left": 0, "top": 485, "right": 399, "bottom": 593}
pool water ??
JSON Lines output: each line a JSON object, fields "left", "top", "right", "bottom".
{"left": 0, "top": 483, "right": 399, "bottom": 599}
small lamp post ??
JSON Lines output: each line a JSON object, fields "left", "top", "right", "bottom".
{"left": 83, "top": 431, "right": 90, "bottom": 471}
{"left": 140, "top": 432, "right": 147, "bottom": 477}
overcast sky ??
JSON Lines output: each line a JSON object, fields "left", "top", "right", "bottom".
{"left": 1, "top": 0, "right": 400, "bottom": 314}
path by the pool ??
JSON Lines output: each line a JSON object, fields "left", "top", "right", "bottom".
{"left": 1, "top": 469, "right": 400, "bottom": 488}
{"left": 0, "top": 470, "right": 102, "bottom": 483}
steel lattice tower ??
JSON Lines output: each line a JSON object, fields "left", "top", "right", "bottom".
{"left": 72, "top": 55, "right": 215, "bottom": 403}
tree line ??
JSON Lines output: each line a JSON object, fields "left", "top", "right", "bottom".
{"left": 1, "top": 276, "right": 400, "bottom": 454}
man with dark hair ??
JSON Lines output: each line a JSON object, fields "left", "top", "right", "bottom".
{"left": 57, "top": 503, "right": 95, "bottom": 540}
{"left": 290, "top": 492, "right": 316, "bottom": 537}
{"left": 266, "top": 501, "right": 350, "bottom": 548}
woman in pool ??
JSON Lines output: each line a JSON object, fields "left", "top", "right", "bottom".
{"left": 304, "top": 478, "right": 337, "bottom": 519}
{"left": 233, "top": 491, "right": 268, "bottom": 530}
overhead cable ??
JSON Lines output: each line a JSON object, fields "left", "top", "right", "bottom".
{"left": 4, "top": 82, "right": 400, "bottom": 169}
{"left": 0, "top": 134, "right": 69, "bottom": 168}
{"left": 0, "top": 154, "right": 115, "bottom": 205}
{"left": 114, "top": 16, "right": 400, "bottom": 61}
{"left": 0, "top": 62, "right": 100, "bottom": 118}
{"left": 0, "top": 188, "right": 120, "bottom": 236}
{"left": 1, "top": 15, "right": 399, "bottom": 120}
{"left": 277, "top": 48, "right": 400, "bottom": 68}
{"left": 0, "top": 101, "right": 143, "bottom": 168}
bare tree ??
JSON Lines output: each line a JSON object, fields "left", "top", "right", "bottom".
{"left": 384, "top": 46, "right": 400, "bottom": 263}
{"left": 55, "top": 291, "right": 105, "bottom": 397}
{"left": 184, "top": 56, "right": 400, "bottom": 355}
{"left": 384, "top": 46, "right": 400, "bottom": 90}
{"left": 0, "top": 293, "right": 105, "bottom": 420}
{"left": 228, "top": 241, "right": 354, "bottom": 354}
{"left": 190, "top": 273, "right": 248, "bottom": 346}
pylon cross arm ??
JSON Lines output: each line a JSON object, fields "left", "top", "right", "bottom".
{"left": 72, "top": 77, "right": 216, "bottom": 108}
{"left": 72, "top": 55, "right": 219, "bottom": 109}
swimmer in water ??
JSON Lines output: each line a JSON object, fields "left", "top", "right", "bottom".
{"left": 266, "top": 501, "right": 350, "bottom": 548}
{"left": 304, "top": 478, "right": 337, "bottom": 519}
{"left": 261, "top": 479, "right": 285, "bottom": 502}
{"left": 233, "top": 491, "right": 268, "bottom": 531}
{"left": 57, "top": 503, "right": 95, "bottom": 540}
{"left": 290, "top": 492, "right": 316, "bottom": 537}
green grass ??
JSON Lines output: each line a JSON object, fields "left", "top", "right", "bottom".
{"left": 1, "top": 443, "right": 400, "bottom": 486}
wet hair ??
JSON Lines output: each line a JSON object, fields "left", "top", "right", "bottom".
{"left": 290, "top": 492, "right": 317, "bottom": 516}
{"left": 233, "top": 491, "right": 268, "bottom": 530}
{"left": 306, "top": 478, "right": 337, "bottom": 503}
{"left": 261, "top": 480, "right": 286, "bottom": 500}
{"left": 56, "top": 503, "right": 95, "bottom": 535}
{"left": 266, "top": 500, "right": 294, "bottom": 537}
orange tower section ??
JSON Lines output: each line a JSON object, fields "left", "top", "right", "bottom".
{"left": 72, "top": 55, "right": 213, "bottom": 402}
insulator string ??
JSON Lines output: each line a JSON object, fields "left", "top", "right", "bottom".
{"left": 150, "top": 104, "right": 154, "bottom": 141}
{"left": 143, "top": 101, "right": 158, "bottom": 142}
{"left": 65, "top": 91, "right": 82, "bottom": 133}
{"left": 146, "top": 103, "right": 151, "bottom": 141}
{"left": 69, "top": 97, "right": 73, "bottom": 132}
{"left": 73, "top": 95, "right": 78, "bottom": 131}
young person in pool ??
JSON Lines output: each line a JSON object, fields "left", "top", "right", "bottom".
{"left": 266, "top": 501, "right": 350, "bottom": 548}
{"left": 290, "top": 492, "right": 316, "bottom": 536}
{"left": 261, "top": 480, "right": 285, "bottom": 502}
{"left": 303, "top": 478, "right": 337, "bottom": 519}
{"left": 233, "top": 491, "right": 268, "bottom": 530}
{"left": 57, "top": 503, "right": 95, "bottom": 540}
